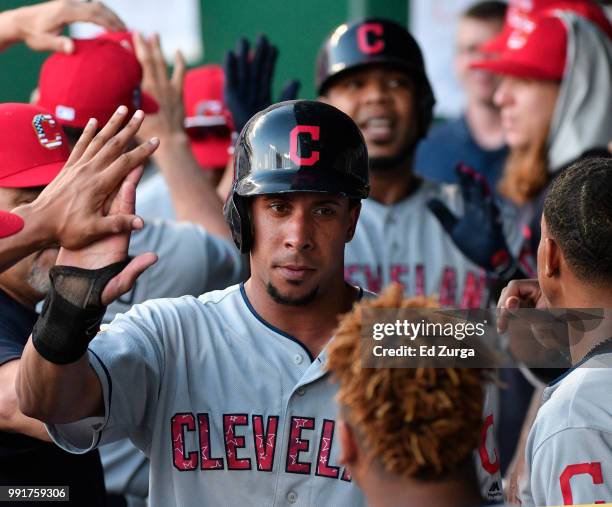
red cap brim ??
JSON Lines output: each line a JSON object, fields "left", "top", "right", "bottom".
{"left": 190, "top": 136, "right": 231, "bottom": 170}
{"left": 0, "top": 211, "right": 24, "bottom": 238}
{"left": 0, "top": 161, "right": 65, "bottom": 188}
{"left": 471, "top": 58, "right": 562, "bottom": 81}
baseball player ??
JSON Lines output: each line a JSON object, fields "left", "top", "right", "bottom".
{"left": 497, "top": 157, "right": 612, "bottom": 506}
{"left": 315, "top": 18, "right": 525, "bottom": 309}
{"left": 311, "top": 20, "right": 512, "bottom": 501}
{"left": 327, "top": 284, "right": 511, "bottom": 507}
{"left": 18, "top": 100, "right": 372, "bottom": 507}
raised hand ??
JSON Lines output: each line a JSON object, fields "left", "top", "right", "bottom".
{"left": 0, "top": 0, "right": 125, "bottom": 54}
{"left": 224, "top": 35, "right": 300, "bottom": 133}
{"left": 30, "top": 106, "right": 159, "bottom": 250}
{"left": 427, "top": 164, "right": 512, "bottom": 275}
{"left": 54, "top": 107, "right": 160, "bottom": 305}
{"left": 134, "top": 32, "right": 187, "bottom": 142}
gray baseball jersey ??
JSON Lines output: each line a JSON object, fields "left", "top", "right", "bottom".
{"left": 135, "top": 172, "right": 177, "bottom": 221}
{"left": 101, "top": 219, "right": 245, "bottom": 503}
{"left": 520, "top": 352, "right": 612, "bottom": 506}
{"left": 345, "top": 179, "right": 524, "bottom": 308}
{"left": 47, "top": 284, "right": 367, "bottom": 507}
{"left": 106, "top": 219, "right": 244, "bottom": 322}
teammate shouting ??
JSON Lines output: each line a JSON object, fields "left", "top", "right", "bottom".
{"left": 316, "top": 19, "right": 525, "bottom": 309}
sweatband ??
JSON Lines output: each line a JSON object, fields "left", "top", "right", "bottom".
{"left": 32, "top": 260, "right": 129, "bottom": 364}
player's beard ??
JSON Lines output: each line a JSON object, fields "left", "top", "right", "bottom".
{"left": 267, "top": 282, "right": 319, "bottom": 307}
{"left": 368, "top": 137, "right": 416, "bottom": 173}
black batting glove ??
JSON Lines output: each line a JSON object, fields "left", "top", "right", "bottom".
{"left": 224, "top": 35, "right": 300, "bottom": 134}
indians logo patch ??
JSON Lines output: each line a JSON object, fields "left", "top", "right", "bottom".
{"left": 32, "top": 113, "right": 63, "bottom": 149}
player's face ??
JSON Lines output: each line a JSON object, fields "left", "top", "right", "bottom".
{"left": 250, "top": 193, "right": 359, "bottom": 306}
{"left": 494, "top": 76, "right": 559, "bottom": 150}
{"left": 322, "top": 66, "right": 418, "bottom": 166}
{"left": 0, "top": 187, "right": 58, "bottom": 306}
{"left": 455, "top": 17, "right": 504, "bottom": 105}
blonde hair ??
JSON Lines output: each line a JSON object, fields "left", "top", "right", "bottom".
{"left": 327, "top": 284, "right": 486, "bottom": 479}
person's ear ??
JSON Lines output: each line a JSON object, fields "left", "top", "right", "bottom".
{"left": 544, "top": 237, "right": 561, "bottom": 278}
{"left": 346, "top": 202, "right": 361, "bottom": 242}
{"left": 338, "top": 420, "right": 358, "bottom": 467}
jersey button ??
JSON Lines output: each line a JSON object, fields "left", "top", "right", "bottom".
{"left": 293, "top": 354, "right": 303, "bottom": 365}
{"left": 287, "top": 491, "right": 298, "bottom": 503}
{"left": 296, "top": 387, "right": 305, "bottom": 396}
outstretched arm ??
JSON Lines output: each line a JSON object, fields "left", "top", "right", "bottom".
{"left": 0, "top": 107, "right": 157, "bottom": 273}
{"left": 17, "top": 109, "right": 158, "bottom": 424}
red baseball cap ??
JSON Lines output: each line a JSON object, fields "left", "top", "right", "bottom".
{"left": 183, "top": 65, "right": 232, "bottom": 170}
{"left": 37, "top": 38, "right": 158, "bottom": 128}
{"left": 0, "top": 103, "right": 69, "bottom": 188}
{"left": 480, "top": 0, "right": 612, "bottom": 54}
{"left": 0, "top": 211, "right": 24, "bottom": 238}
{"left": 96, "top": 30, "right": 136, "bottom": 53}
{"left": 473, "top": 14, "right": 568, "bottom": 80}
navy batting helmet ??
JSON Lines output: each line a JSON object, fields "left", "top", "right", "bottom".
{"left": 315, "top": 18, "right": 436, "bottom": 138}
{"left": 224, "top": 100, "right": 369, "bottom": 253}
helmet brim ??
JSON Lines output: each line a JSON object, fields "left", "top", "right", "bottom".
{"left": 235, "top": 168, "right": 369, "bottom": 200}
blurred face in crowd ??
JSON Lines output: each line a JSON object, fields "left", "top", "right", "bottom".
{"left": 0, "top": 187, "right": 58, "bottom": 307}
{"left": 494, "top": 76, "right": 560, "bottom": 149}
{"left": 322, "top": 66, "right": 418, "bottom": 169}
{"left": 455, "top": 16, "right": 504, "bottom": 105}
{"left": 249, "top": 193, "right": 359, "bottom": 306}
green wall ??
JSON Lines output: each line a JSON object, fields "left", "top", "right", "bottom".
{"left": 0, "top": 0, "right": 409, "bottom": 103}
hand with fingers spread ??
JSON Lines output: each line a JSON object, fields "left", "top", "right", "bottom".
{"left": 133, "top": 32, "right": 187, "bottom": 142}
{"left": 52, "top": 106, "right": 160, "bottom": 303}
{"left": 25, "top": 105, "right": 159, "bottom": 251}
{"left": 427, "top": 163, "right": 513, "bottom": 275}
{"left": 0, "top": 0, "right": 125, "bottom": 54}
{"left": 224, "top": 35, "right": 300, "bottom": 133}
{"left": 55, "top": 164, "right": 158, "bottom": 306}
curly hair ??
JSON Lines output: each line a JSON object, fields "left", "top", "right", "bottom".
{"left": 327, "top": 284, "right": 487, "bottom": 480}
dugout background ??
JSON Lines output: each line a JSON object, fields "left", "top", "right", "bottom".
{"left": 0, "top": 0, "right": 408, "bottom": 103}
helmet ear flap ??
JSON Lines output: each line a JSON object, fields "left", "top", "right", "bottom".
{"left": 224, "top": 193, "right": 252, "bottom": 254}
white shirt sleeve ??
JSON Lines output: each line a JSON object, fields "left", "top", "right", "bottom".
{"left": 47, "top": 302, "right": 166, "bottom": 456}
{"left": 522, "top": 427, "right": 612, "bottom": 506}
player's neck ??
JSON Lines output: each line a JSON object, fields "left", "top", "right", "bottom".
{"left": 465, "top": 99, "right": 505, "bottom": 150}
{"left": 362, "top": 473, "right": 483, "bottom": 507}
{"left": 568, "top": 307, "right": 612, "bottom": 365}
{"left": 243, "top": 277, "right": 359, "bottom": 357}
{"left": 368, "top": 166, "right": 419, "bottom": 205}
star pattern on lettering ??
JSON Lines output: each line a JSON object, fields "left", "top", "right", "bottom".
{"left": 321, "top": 437, "right": 330, "bottom": 453}
{"left": 267, "top": 434, "right": 275, "bottom": 448}
{"left": 173, "top": 433, "right": 184, "bottom": 455}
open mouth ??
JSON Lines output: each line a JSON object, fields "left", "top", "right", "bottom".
{"left": 359, "top": 116, "right": 395, "bottom": 143}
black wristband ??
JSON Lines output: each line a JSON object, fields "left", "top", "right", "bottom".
{"left": 32, "top": 261, "right": 129, "bottom": 365}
